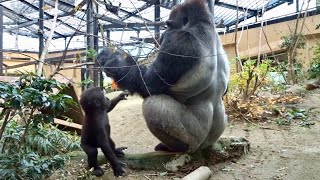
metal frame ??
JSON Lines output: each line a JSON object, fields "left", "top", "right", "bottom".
{"left": 0, "top": 0, "right": 291, "bottom": 42}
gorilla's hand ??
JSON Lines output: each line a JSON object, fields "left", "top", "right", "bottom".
{"left": 114, "top": 147, "right": 127, "bottom": 157}
{"left": 119, "top": 91, "right": 129, "bottom": 100}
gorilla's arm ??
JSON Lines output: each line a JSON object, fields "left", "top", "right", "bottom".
{"left": 107, "top": 97, "right": 122, "bottom": 113}
{"left": 98, "top": 31, "right": 201, "bottom": 98}
{"left": 106, "top": 91, "right": 128, "bottom": 112}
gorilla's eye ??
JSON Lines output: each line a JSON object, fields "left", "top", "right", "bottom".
{"left": 183, "top": 17, "right": 188, "bottom": 25}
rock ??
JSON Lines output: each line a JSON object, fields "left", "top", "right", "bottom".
{"left": 285, "top": 84, "right": 306, "bottom": 94}
{"left": 306, "top": 83, "right": 319, "bottom": 90}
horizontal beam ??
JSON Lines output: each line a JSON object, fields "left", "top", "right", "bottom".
{"left": 119, "top": 7, "right": 152, "bottom": 23}
{"left": 120, "top": 2, "right": 154, "bottom": 21}
{"left": 130, "top": 36, "right": 156, "bottom": 43}
{"left": 6, "top": 61, "right": 37, "bottom": 69}
{"left": 94, "top": 13, "right": 126, "bottom": 26}
{"left": 0, "top": 4, "right": 65, "bottom": 38}
{"left": 215, "top": 1, "right": 256, "bottom": 14}
{"left": 6, "top": 29, "right": 39, "bottom": 38}
{"left": 19, "top": 0, "right": 78, "bottom": 32}
{"left": 224, "top": 0, "right": 287, "bottom": 27}
{"left": 6, "top": 52, "right": 86, "bottom": 70}
{"left": 4, "top": 20, "right": 38, "bottom": 32}
{"left": 103, "top": 21, "right": 166, "bottom": 29}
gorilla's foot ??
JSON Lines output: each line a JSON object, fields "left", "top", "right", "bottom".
{"left": 92, "top": 166, "right": 104, "bottom": 177}
{"left": 154, "top": 143, "right": 188, "bottom": 152}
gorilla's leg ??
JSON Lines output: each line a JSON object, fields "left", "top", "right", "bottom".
{"left": 154, "top": 136, "right": 189, "bottom": 152}
{"left": 108, "top": 137, "right": 126, "bottom": 157}
{"left": 81, "top": 144, "right": 104, "bottom": 176}
{"left": 200, "top": 98, "right": 227, "bottom": 149}
{"left": 105, "top": 124, "right": 127, "bottom": 157}
{"left": 142, "top": 95, "right": 213, "bottom": 152}
{"left": 100, "top": 140, "right": 127, "bottom": 177}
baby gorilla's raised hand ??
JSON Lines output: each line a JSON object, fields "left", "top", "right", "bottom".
{"left": 119, "top": 90, "right": 129, "bottom": 100}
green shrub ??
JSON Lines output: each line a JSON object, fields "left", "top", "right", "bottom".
{"left": 0, "top": 73, "right": 80, "bottom": 179}
{"left": 309, "top": 44, "right": 320, "bottom": 79}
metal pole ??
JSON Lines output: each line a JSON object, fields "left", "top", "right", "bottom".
{"left": 106, "top": 30, "right": 110, "bottom": 46}
{"left": 154, "top": 0, "right": 160, "bottom": 46}
{"left": 100, "top": 29, "right": 110, "bottom": 88}
{"left": 86, "top": 0, "right": 94, "bottom": 50}
{"left": 39, "top": 0, "right": 44, "bottom": 59}
{"left": 296, "top": 0, "right": 299, "bottom": 13}
{"left": 86, "top": 0, "right": 94, "bottom": 88}
{"left": 64, "top": 37, "right": 67, "bottom": 50}
{"left": 93, "top": 2, "right": 99, "bottom": 87}
{"left": 173, "top": 0, "right": 179, "bottom": 6}
{"left": 0, "top": 6, "right": 3, "bottom": 76}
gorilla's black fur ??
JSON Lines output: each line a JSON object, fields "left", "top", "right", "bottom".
{"left": 80, "top": 87, "right": 128, "bottom": 177}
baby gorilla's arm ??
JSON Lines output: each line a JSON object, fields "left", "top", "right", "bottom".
{"left": 107, "top": 91, "right": 129, "bottom": 112}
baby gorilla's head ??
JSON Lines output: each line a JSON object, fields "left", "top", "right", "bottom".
{"left": 80, "top": 87, "right": 110, "bottom": 113}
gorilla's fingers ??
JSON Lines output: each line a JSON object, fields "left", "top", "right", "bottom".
{"left": 117, "top": 146, "right": 128, "bottom": 151}
{"left": 119, "top": 91, "right": 130, "bottom": 100}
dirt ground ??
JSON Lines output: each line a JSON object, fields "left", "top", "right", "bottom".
{"left": 50, "top": 89, "right": 320, "bottom": 180}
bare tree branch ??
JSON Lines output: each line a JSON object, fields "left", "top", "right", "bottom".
{"left": 37, "top": 0, "right": 59, "bottom": 77}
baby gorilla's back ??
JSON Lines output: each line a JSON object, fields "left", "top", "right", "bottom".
{"left": 79, "top": 87, "right": 127, "bottom": 177}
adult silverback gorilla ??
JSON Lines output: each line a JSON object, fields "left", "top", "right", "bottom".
{"left": 97, "top": 0, "right": 230, "bottom": 152}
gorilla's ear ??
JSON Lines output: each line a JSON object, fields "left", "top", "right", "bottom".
{"left": 166, "top": 20, "right": 173, "bottom": 28}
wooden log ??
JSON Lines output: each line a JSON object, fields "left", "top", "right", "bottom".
{"left": 181, "top": 166, "right": 212, "bottom": 180}
{"left": 69, "top": 137, "right": 250, "bottom": 172}
{"left": 53, "top": 118, "right": 82, "bottom": 134}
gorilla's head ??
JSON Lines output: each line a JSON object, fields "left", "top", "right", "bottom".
{"left": 80, "top": 87, "right": 110, "bottom": 113}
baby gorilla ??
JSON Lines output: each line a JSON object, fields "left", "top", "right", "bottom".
{"left": 80, "top": 87, "right": 128, "bottom": 177}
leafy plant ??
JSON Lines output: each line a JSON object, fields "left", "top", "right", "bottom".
{"left": 77, "top": 78, "right": 94, "bottom": 88}
{"left": 275, "top": 118, "right": 292, "bottom": 126}
{"left": 0, "top": 73, "right": 80, "bottom": 179}
{"left": 229, "top": 58, "right": 274, "bottom": 101}
{"left": 279, "top": 34, "right": 306, "bottom": 84}
{"left": 0, "top": 120, "right": 80, "bottom": 179}
{"left": 276, "top": 108, "right": 308, "bottom": 126}
{"left": 86, "top": 48, "right": 97, "bottom": 59}
{"left": 279, "top": 34, "right": 305, "bottom": 50}
{"left": 279, "top": 60, "right": 305, "bottom": 80}
{"left": 308, "top": 43, "right": 320, "bottom": 79}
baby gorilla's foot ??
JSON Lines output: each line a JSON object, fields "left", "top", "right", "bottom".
{"left": 114, "top": 147, "right": 127, "bottom": 157}
{"left": 92, "top": 166, "right": 104, "bottom": 177}
{"left": 113, "top": 161, "right": 127, "bottom": 177}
